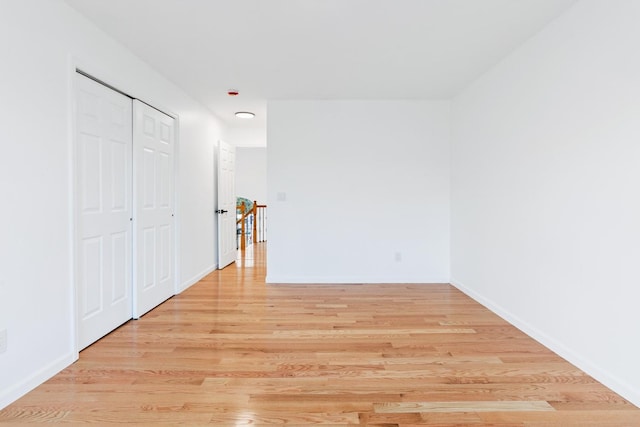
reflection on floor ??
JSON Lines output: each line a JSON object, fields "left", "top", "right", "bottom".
{"left": 235, "top": 241, "right": 266, "bottom": 269}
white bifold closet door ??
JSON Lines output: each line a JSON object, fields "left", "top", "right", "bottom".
{"left": 75, "top": 74, "right": 133, "bottom": 349}
{"left": 133, "top": 100, "right": 175, "bottom": 318}
{"left": 76, "top": 75, "right": 176, "bottom": 349}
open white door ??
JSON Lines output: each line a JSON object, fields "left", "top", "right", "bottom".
{"left": 133, "top": 100, "right": 175, "bottom": 318}
{"left": 217, "top": 140, "right": 236, "bottom": 269}
{"left": 75, "top": 73, "right": 133, "bottom": 349}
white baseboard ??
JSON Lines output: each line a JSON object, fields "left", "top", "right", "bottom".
{"left": 265, "top": 275, "right": 449, "bottom": 284}
{"left": 451, "top": 278, "right": 640, "bottom": 408}
{"left": 0, "top": 352, "right": 77, "bottom": 410}
{"left": 178, "top": 264, "right": 218, "bottom": 293}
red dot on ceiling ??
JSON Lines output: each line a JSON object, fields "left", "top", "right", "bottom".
{"left": 227, "top": 90, "right": 239, "bottom": 96}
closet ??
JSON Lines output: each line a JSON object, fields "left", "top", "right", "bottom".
{"left": 75, "top": 73, "right": 175, "bottom": 349}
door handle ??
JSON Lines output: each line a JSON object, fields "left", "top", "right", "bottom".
{"left": 216, "top": 209, "right": 228, "bottom": 214}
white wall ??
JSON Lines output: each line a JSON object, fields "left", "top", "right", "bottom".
{"left": 225, "top": 125, "right": 267, "bottom": 148}
{"left": 451, "top": 0, "right": 640, "bottom": 407}
{"left": 267, "top": 100, "right": 450, "bottom": 283}
{"left": 236, "top": 148, "right": 267, "bottom": 203}
{"left": 0, "top": 0, "right": 223, "bottom": 408}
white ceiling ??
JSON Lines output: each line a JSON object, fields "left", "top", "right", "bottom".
{"left": 64, "top": 0, "right": 577, "bottom": 146}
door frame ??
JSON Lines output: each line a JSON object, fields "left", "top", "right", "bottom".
{"left": 69, "top": 61, "right": 181, "bottom": 355}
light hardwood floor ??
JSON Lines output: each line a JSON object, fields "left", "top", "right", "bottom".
{"left": 2, "top": 243, "right": 639, "bottom": 426}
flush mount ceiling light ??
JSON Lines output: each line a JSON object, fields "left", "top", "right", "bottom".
{"left": 235, "top": 111, "right": 255, "bottom": 119}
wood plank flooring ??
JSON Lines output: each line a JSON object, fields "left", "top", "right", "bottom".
{"left": 2, "top": 243, "right": 639, "bottom": 425}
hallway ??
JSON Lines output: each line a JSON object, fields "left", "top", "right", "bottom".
{"left": 1, "top": 243, "right": 638, "bottom": 425}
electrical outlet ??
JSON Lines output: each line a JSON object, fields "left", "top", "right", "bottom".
{"left": 394, "top": 252, "right": 402, "bottom": 262}
{"left": 0, "top": 329, "right": 7, "bottom": 354}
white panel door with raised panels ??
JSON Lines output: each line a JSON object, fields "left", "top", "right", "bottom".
{"left": 217, "top": 140, "right": 236, "bottom": 269}
{"left": 75, "top": 74, "right": 133, "bottom": 349}
{"left": 133, "top": 100, "right": 175, "bottom": 318}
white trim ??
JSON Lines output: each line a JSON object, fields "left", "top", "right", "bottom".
{"left": 212, "top": 141, "right": 221, "bottom": 269}
{"left": 451, "top": 278, "right": 640, "bottom": 408}
{"left": 172, "top": 117, "right": 181, "bottom": 296}
{"left": 265, "top": 276, "right": 449, "bottom": 284}
{"left": 0, "top": 352, "right": 76, "bottom": 410}
{"left": 67, "top": 55, "right": 80, "bottom": 360}
{"left": 131, "top": 100, "right": 140, "bottom": 320}
{"left": 179, "top": 264, "right": 218, "bottom": 293}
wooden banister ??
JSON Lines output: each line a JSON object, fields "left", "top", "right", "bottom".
{"left": 236, "top": 201, "right": 248, "bottom": 250}
{"left": 252, "top": 201, "right": 257, "bottom": 244}
{"left": 254, "top": 203, "right": 267, "bottom": 244}
{"left": 236, "top": 200, "right": 267, "bottom": 250}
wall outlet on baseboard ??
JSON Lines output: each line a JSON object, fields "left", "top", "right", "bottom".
{"left": 0, "top": 329, "right": 7, "bottom": 353}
